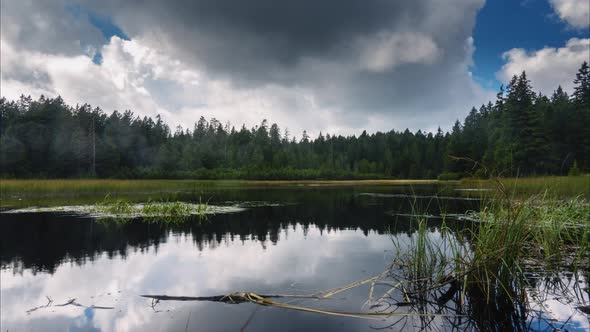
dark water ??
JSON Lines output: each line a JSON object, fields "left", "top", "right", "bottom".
{"left": 1, "top": 185, "right": 588, "bottom": 332}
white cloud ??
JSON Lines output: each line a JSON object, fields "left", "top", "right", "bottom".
{"left": 2, "top": 33, "right": 489, "bottom": 137}
{"left": 549, "top": 0, "right": 590, "bottom": 28}
{"left": 359, "top": 32, "right": 441, "bottom": 72}
{"left": 497, "top": 38, "right": 590, "bottom": 95}
{"left": 0, "top": 36, "right": 349, "bottom": 137}
{"left": 1, "top": 37, "right": 166, "bottom": 119}
{"left": 1, "top": 0, "right": 494, "bottom": 135}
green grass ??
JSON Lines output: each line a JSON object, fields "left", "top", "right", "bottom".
{"left": 3, "top": 176, "right": 584, "bottom": 199}
{"left": 0, "top": 179, "right": 211, "bottom": 196}
{"left": 387, "top": 189, "right": 589, "bottom": 311}
{"left": 93, "top": 196, "right": 210, "bottom": 223}
{"left": 0, "top": 178, "right": 445, "bottom": 208}
{"left": 459, "top": 175, "right": 590, "bottom": 198}
{"left": 0, "top": 178, "right": 443, "bottom": 195}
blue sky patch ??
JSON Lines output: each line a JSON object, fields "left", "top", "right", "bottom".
{"left": 66, "top": 4, "right": 129, "bottom": 64}
{"left": 87, "top": 12, "right": 129, "bottom": 41}
{"left": 472, "top": 0, "right": 589, "bottom": 90}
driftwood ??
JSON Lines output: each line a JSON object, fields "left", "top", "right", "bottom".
{"left": 140, "top": 290, "right": 456, "bottom": 321}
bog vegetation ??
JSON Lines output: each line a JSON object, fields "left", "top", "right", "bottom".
{"left": 93, "top": 196, "right": 209, "bottom": 223}
{"left": 349, "top": 190, "right": 590, "bottom": 328}
{"left": 1, "top": 63, "right": 589, "bottom": 180}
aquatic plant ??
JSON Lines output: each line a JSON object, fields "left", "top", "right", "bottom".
{"left": 93, "top": 195, "right": 210, "bottom": 223}
{"left": 379, "top": 183, "right": 590, "bottom": 330}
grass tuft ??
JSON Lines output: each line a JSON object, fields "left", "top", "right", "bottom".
{"left": 93, "top": 195, "right": 209, "bottom": 223}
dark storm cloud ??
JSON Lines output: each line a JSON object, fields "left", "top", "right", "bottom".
{"left": 2, "top": 0, "right": 492, "bottom": 132}
{"left": 88, "top": 0, "right": 434, "bottom": 80}
{"left": 83, "top": 0, "right": 491, "bottom": 128}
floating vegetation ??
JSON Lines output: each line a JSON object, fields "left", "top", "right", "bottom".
{"left": 2, "top": 197, "right": 247, "bottom": 223}
{"left": 223, "top": 201, "right": 289, "bottom": 208}
{"left": 385, "top": 211, "right": 481, "bottom": 222}
{"left": 359, "top": 192, "right": 482, "bottom": 201}
{"left": 95, "top": 197, "right": 212, "bottom": 223}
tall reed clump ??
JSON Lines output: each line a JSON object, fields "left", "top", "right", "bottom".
{"left": 530, "top": 196, "right": 590, "bottom": 267}
{"left": 467, "top": 193, "right": 589, "bottom": 299}
{"left": 387, "top": 186, "right": 589, "bottom": 310}
{"left": 390, "top": 218, "right": 467, "bottom": 293}
{"left": 465, "top": 207, "right": 526, "bottom": 304}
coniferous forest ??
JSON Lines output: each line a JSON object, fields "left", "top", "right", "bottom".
{"left": 1, "top": 62, "right": 589, "bottom": 180}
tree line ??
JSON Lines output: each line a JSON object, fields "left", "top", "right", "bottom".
{"left": 1, "top": 62, "right": 588, "bottom": 180}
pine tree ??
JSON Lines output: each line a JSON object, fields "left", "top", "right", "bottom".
{"left": 573, "top": 61, "right": 590, "bottom": 108}
{"left": 504, "top": 72, "right": 546, "bottom": 175}
{"left": 572, "top": 62, "right": 590, "bottom": 170}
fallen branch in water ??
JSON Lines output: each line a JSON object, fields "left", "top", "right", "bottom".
{"left": 26, "top": 296, "right": 54, "bottom": 313}
{"left": 26, "top": 297, "right": 114, "bottom": 314}
{"left": 141, "top": 291, "right": 456, "bottom": 320}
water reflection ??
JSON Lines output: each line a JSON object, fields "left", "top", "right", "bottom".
{"left": 2, "top": 188, "right": 477, "bottom": 274}
{"left": 69, "top": 308, "right": 101, "bottom": 332}
{"left": 2, "top": 224, "right": 398, "bottom": 331}
{"left": 1, "top": 187, "right": 588, "bottom": 331}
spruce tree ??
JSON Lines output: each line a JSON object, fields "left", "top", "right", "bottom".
{"left": 505, "top": 72, "right": 546, "bottom": 175}
{"left": 572, "top": 62, "right": 590, "bottom": 170}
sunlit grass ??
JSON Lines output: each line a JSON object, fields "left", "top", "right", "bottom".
{"left": 460, "top": 176, "right": 589, "bottom": 198}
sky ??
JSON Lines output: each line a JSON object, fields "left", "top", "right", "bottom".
{"left": 1, "top": 0, "right": 588, "bottom": 137}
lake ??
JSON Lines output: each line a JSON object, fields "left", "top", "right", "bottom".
{"left": 1, "top": 183, "right": 588, "bottom": 331}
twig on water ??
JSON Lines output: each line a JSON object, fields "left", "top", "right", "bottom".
{"left": 26, "top": 297, "right": 114, "bottom": 314}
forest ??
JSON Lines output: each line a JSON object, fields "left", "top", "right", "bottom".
{"left": 1, "top": 62, "right": 588, "bottom": 180}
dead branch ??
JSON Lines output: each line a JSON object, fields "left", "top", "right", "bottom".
{"left": 26, "top": 297, "right": 114, "bottom": 314}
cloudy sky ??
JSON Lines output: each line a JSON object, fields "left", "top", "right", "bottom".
{"left": 1, "top": 0, "right": 589, "bottom": 136}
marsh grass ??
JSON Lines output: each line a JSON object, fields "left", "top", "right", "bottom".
{"left": 0, "top": 179, "right": 200, "bottom": 196}
{"left": 93, "top": 195, "right": 209, "bottom": 223}
{"left": 0, "top": 179, "right": 445, "bottom": 209}
{"left": 460, "top": 175, "right": 590, "bottom": 198}
{"left": 0, "top": 179, "right": 441, "bottom": 196}
{"left": 380, "top": 180, "right": 590, "bottom": 330}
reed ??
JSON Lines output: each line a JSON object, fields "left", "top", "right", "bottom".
{"left": 387, "top": 184, "right": 589, "bottom": 312}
